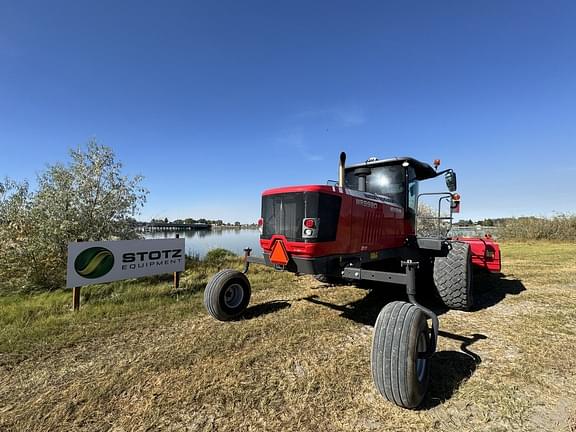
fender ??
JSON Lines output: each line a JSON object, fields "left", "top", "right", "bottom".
{"left": 454, "top": 236, "right": 501, "bottom": 272}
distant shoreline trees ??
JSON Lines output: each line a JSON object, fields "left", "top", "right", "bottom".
{"left": 146, "top": 217, "right": 254, "bottom": 227}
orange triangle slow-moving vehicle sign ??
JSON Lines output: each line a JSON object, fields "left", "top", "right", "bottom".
{"left": 270, "top": 240, "right": 289, "bottom": 265}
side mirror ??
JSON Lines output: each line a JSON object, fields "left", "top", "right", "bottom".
{"left": 445, "top": 170, "right": 457, "bottom": 192}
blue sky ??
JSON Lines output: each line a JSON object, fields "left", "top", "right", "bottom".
{"left": 1, "top": 0, "right": 575, "bottom": 223}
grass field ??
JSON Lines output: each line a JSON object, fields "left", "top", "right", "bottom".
{"left": 1, "top": 242, "right": 575, "bottom": 431}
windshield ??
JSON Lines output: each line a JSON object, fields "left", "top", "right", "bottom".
{"left": 344, "top": 165, "right": 405, "bottom": 206}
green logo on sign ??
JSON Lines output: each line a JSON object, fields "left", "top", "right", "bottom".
{"left": 74, "top": 247, "right": 114, "bottom": 279}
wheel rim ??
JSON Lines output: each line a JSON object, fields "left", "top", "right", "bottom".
{"left": 416, "top": 331, "right": 428, "bottom": 382}
{"left": 223, "top": 283, "right": 244, "bottom": 309}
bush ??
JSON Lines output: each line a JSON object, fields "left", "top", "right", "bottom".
{"left": 204, "top": 248, "right": 237, "bottom": 264}
{"left": 499, "top": 214, "right": 576, "bottom": 241}
{"left": 0, "top": 141, "right": 147, "bottom": 292}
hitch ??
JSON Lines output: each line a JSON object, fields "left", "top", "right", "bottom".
{"left": 242, "top": 248, "right": 252, "bottom": 274}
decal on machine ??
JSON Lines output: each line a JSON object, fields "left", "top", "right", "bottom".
{"left": 355, "top": 198, "right": 378, "bottom": 209}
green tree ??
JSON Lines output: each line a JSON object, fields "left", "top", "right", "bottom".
{"left": 483, "top": 219, "right": 495, "bottom": 226}
{"left": 0, "top": 140, "right": 148, "bottom": 292}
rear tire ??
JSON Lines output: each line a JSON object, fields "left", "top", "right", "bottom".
{"left": 204, "top": 269, "right": 251, "bottom": 321}
{"left": 371, "top": 301, "right": 431, "bottom": 409}
{"left": 433, "top": 241, "right": 473, "bottom": 310}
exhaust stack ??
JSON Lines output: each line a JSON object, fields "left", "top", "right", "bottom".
{"left": 338, "top": 152, "right": 346, "bottom": 187}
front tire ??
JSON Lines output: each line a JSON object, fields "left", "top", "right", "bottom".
{"left": 204, "top": 269, "right": 251, "bottom": 321}
{"left": 371, "top": 301, "right": 431, "bottom": 409}
{"left": 433, "top": 241, "right": 473, "bottom": 310}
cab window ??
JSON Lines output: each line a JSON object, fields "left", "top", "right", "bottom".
{"left": 345, "top": 165, "right": 405, "bottom": 206}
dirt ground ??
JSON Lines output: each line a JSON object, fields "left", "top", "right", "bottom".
{"left": 1, "top": 242, "right": 575, "bottom": 431}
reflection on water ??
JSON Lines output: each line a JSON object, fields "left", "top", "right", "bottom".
{"left": 144, "top": 228, "right": 261, "bottom": 258}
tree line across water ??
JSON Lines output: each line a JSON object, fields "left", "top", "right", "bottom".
{"left": 147, "top": 218, "right": 246, "bottom": 227}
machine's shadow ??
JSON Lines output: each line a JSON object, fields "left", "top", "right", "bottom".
{"left": 305, "top": 269, "right": 526, "bottom": 325}
{"left": 424, "top": 331, "right": 487, "bottom": 408}
{"left": 472, "top": 270, "right": 526, "bottom": 311}
{"left": 242, "top": 300, "right": 291, "bottom": 319}
{"left": 299, "top": 270, "right": 525, "bottom": 407}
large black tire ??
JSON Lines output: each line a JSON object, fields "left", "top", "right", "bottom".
{"left": 204, "top": 269, "right": 251, "bottom": 321}
{"left": 371, "top": 301, "right": 431, "bottom": 409}
{"left": 433, "top": 241, "right": 473, "bottom": 311}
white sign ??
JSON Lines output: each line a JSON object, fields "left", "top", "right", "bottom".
{"left": 67, "top": 238, "right": 185, "bottom": 288}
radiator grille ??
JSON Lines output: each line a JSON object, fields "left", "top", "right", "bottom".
{"left": 261, "top": 192, "right": 341, "bottom": 242}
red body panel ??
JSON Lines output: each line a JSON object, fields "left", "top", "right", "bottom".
{"left": 261, "top": 185, "right": 502, "bottom": 274}
{"left": 455, "top": 236, "right": 502, "bottom": 272}
{"left": 260, "top": 185, "right": 407, "bottom": 258}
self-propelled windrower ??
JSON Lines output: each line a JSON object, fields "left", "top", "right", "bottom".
{"left": 204, "top": 152, "right": 501, "bottom": 409}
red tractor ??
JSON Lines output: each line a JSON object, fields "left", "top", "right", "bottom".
{"left": 204, "top": 152, "right": 501, "bottom": 409}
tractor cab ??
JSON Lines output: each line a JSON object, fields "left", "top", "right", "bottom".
{"left": 341, "top": 155, "right": 458, "bottom": 237}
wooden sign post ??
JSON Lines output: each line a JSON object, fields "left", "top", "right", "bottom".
{"left": 72, "top": 285, "right": 81, "bottom": 311}
{"left": 173, "top": 234, "right": 181, "bottom": 289}
{"left": 73, "top": 238, "right": 82, "bottom": 311}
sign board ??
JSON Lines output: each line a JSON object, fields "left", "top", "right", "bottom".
{"left": 67, "top": 238, "right": 185, "bottom": 288}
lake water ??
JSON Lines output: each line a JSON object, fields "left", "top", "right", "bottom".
{"left": 144, "top": 225, "right": 500, "bottom": 259}
{"left": 144, "top": 228, "right": 262, "bottom": 258}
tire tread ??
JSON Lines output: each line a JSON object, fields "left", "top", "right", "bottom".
{"left": 371, "top": 301, "right": 430, "bottom": 409}
{"left": 204, "top": 269, "right": 251, "bottom": 321}
{"left": 433, "top": 242, "right": 473, "bottom": 310}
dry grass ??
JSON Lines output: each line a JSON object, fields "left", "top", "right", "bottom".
{"left": 1, "top": 242, "right": 575, "bottom": 431}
